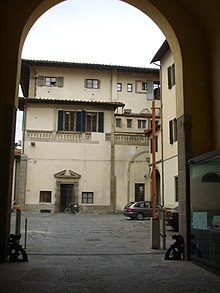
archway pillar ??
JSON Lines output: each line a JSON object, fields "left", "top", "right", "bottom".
{"left": 0, "top": 103, "right": 17, "bottom": 262}
{"left": 177, "top": 115, "right": 192, "bottom": 259}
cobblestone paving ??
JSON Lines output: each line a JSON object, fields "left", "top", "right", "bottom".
{"left": 0, "top": 212, "right": 220, "bottom": 293}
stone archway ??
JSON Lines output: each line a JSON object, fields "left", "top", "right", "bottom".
{"left": 1, "top": 0, "right": 219, "bottom": 262}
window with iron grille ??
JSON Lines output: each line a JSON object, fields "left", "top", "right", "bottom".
{"left": 82, "top": 192, "right": 94, "bottom": 204}
{"left": 39, "top": 191, "right": 52, "bottom": 203}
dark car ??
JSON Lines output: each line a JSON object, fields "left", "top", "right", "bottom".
{"left": 123, "top": 201, "right": 162, "bottom": 220}
{"left": 166, "top": 207, "right": 179, "bottom": 231}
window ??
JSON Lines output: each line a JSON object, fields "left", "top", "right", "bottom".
{"left": 58, "top": 110, "right": 104, "bottom": 133}
{"left": 82, "top": 192, "right": 94, "bottom": 204}
{"left": 149, "top": 119, "right": 159, "bottom": 130}
{"left": 64, "top": 111, "right": 75, "bottom": 131}
{"left": 127, "top": 119, "right": 132, "bottom": 128}
{"left": 117, "top": 83, "right": 122, "bottom": 92}
{"left": 175, "top": 176, "right": 179, "bottom": 202}
{"left": 45, "top": 77, "right": 57, "bottom": 87}
{"left": 116, "top": 118, "right": 121, "bottom": 127}
{"left": 127, "top": 83, "right": 133, "bottom": 92}
{"left": 86, "top": 112, "right": 97, "bottom": 132}
{"left": 39, "top": 191, "right": 52, "bottom": 203}
{"left": 167, "top": 63, "right": 175, "bottom": 89}
{"left": 86, "top": 79, "right": 99, "bottom": 89}
{"left": 38, "top": 76, "right": 64, "bottom": 87}
{"left": 150, "top": 135, "right": 158, "bottom": 153}
{"left": 138, "top": 120, "right": 146, "bottom": 129}
{"left": 142, "top": 82, "right": 147, "bottom": 90}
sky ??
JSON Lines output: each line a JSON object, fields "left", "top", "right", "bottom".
{"left": 16, "top": 0, "right": 165, "bottom": 142}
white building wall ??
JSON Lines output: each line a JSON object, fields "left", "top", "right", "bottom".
{"left": 160, "top": 49, "right": 178, "bottom": 207}
{"left": 21, "top": 62, "right": 159, "bottom": 212}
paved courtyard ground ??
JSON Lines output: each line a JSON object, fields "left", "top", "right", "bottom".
{"left": 0, "top": 212, "right": 220, "bottom": 293}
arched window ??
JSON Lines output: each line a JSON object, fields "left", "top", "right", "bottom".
{"left": 202, "top": 172, "right": 220, "bottom": 182}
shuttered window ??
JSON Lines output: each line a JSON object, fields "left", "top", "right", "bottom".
{"left": 58, "top": 110, "right": 104, "bottom": 133}
{"left": 167, "top": 63, "right": 175, "bottom": 89}
{"left": 37, "top": 75, "right": 64, "bottom": 87}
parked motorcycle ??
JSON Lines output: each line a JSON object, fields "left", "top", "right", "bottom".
{"left": 64, "top": 202, "right": 81, "bottom": 214}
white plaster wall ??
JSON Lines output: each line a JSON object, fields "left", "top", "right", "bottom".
{"left": 25, "top": 140, "right": 111, "bottom": 206}
{"left": 26, "top": 107, "right": 54, "bottom": 130}
{"left": 163, "top": 156, "right": 178, "bottom": 208}
{"left": 161, "top": 50, "right": 178, "bottom": 160}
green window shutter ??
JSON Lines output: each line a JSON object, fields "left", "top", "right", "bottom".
{"left": 98, "top": 112, "right": 104, "bottom": 132}
{"left": 76, "top": 111, "right": 86, "bottom": 132}
{"left": 57, "top": 76, "right": 64, "bottom": 87}
{"left": 169, "top": 120, "right": 173, "bottom": 144}
{"left": 167, "top": 66, "right": 172, "bottom": 89}
{"left": 38, "top": 75, "right": 44, "bottom": 87}
{"left": 76, "top": 111, "right": 82, "bottom": 132}
{"left": 58, "top": 110, "right": 63, "bottom": 131}
{"left": 81, "top": 110, "right": 86, "bottom": 132}
{"left": 155, "top": 135, "right": 158, "bottom": 152}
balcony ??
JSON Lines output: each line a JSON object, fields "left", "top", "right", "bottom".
{"left": 26, "top": 130, "right": 148, "bottom": 146}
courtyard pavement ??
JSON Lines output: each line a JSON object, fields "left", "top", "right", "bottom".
{"left": 0, "top": 211, "right": 220, "bottom": 292}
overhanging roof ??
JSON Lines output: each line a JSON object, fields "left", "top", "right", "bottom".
{"left": 19, "top": 97, "right": 125, "bottom": 111}
{"left": 20, "top": 59, "right": 159, "bottom": 98}
{"left": 150, "top": 40, "right": 169, "bottom": 63}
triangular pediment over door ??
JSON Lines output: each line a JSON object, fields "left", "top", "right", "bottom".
{"left": 54, "top": 169, "right": 81, "bottom": 180}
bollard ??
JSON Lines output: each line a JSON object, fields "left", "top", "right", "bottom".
{"left": 150, "top": 217, "right": 160, "bottom": 249}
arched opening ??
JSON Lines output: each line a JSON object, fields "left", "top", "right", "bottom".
{"left": 1, "top": 0, "right": 219, "bottom": 267}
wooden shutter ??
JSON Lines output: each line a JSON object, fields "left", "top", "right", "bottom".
{"left": 81, "top": 110, "right": 86, "bottom": 132}
{"left": 98, "top": 112, "right": 104, "bottom": 132}
{"left": 167, "top": 66, "right": 172, "bottom": 89}
{"left": 76, "top": 112, "right": 82, "bottom": 132}
{"left": 57, "top": 76, "right": 64, "bottom": 87}
{"left": 169, "top": 120, "right": 173, "bottom": 144}
{"left": 76, "top": 111, "right": 86, "bottom": 132}
{"left": 58, "top": 110, "right": 63, "bottom": 131}
{"left": 38, "top": 75, "right": 44, "bottom": 87}
{"left": 155, "top": 135, "right": 158, "bottom": 152}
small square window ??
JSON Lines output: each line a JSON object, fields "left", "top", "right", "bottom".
{"left": 127, "top": 119, "right": 132, "bottom": 128}
{"left": 142, "top": 82, "right": 147, "bottom": 90}
{"left": 86, "top": 79, "right": 99, "bottom": 89}
{"left": 116, "top": 118, "right": 121, "bottom": 128}
{"left": 127, "top": 83, "right": 132, "bottom": 92}
{"left": 117, "top": 83, "right": 122, "bottom": 92}
{"left": 138, "top": 120, "right": 146, "bottom": 129}
{"left": 45, "top": 77, "right": 57, "bottom": 87}
{"left": 39, "top": 191, "right": 52, "bottom": 203}
{"left": 82, "top": 192, "right": 94, "bottom": 204}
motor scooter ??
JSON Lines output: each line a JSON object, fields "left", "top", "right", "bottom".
{"left": 64, "top": 202, "right": 81, "bottom": 214}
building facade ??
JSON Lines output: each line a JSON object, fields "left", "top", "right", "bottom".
{"left": 18, "top": 60, "right": 160, "bottom": 213}
{"left": 150, "top": 41, "right": 179, "bottom": 209}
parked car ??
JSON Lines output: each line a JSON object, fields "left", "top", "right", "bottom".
{"left": 123, "top": 201, "right": 162, "bottom": 220}
{"left": 165, "top": 207, "right": 179, "bottom": 231}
